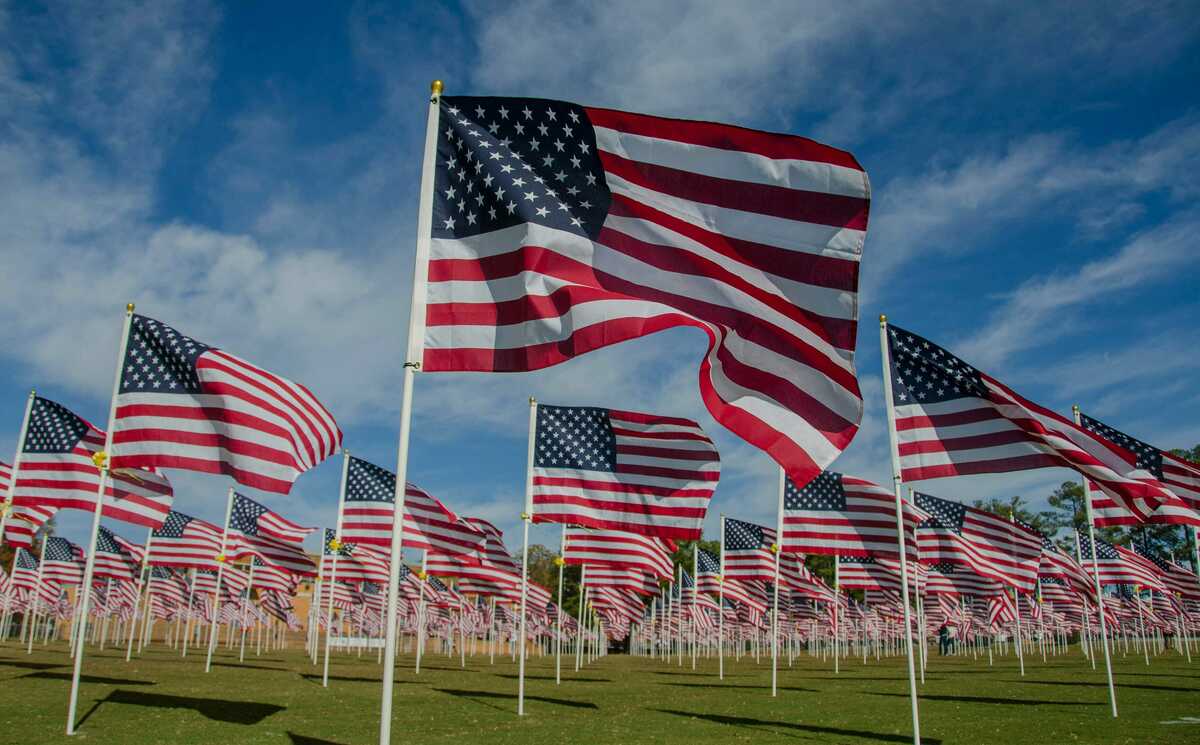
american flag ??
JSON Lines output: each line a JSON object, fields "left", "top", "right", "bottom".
{"left": 914, "top": 492, "right": 1043, "bottom": 592}
{"left": 722, "top": 518, "right": 777, "bottom": 582}
{"left": 589, "top": 585, "right": 645, "bottom": 623}
{"left": 986, "top": 592, "right": 1016, "bottom": 629}
{"left": 109, "top": 314, "right": 341, "bottom": 495}
{"left": 531, "top": 404, "right": 719, "bottom": 539}
{"left": 2, "top": 504, "right": 56, "bottom": 550}
{"left": 1031, "top": 530, "right": 1096, "bottom": 601}
{"left": 1076, "top": 532, "right": 1167, "bottom": 592}
{"left": 584, "top": 565, "right": 660, "bottom": 596}
{"left": 259, "top": 588, "right": 299, "bottom": 627}
{"left": 1132, "top": 543, "right": 1200, "bottom": 600}
{"left": 782, "top": 470, "right": 922, "bottom": 558}
{"left": 11, "top": 396, "right": 173, "bottom": 528}
{"left": 418, "top": 95, "right": 871, "bottom": 492}
{"left": 924, "top": 561, "right": 1004, "bottom": 597}
{"left": 250, "top": 556, "right": 299, "bottom": 594}
{"left": 41, "top": 536, "right": 84, "bottom": 586}
{"left": 148, "top": 566, "right": 189, "bottom": 604}
{"left": 321, "top": 529, "right": 390, "bottom": 585}
{"left": 886, "top": 326, "right": 1173, "bottom": 519}
{"left": 697, "top": 546, "right": 767, "bottom": 609}
{"left": 1039, "top": 576, "right": 1082, "bottom": 610}
{"left": 227, "top": 493, "right": 317, "bottom": 576}
{"left": 11, "top": 547, "right": 40, "bottom": 590}
{"left": 563, "top": 527, "right": 674, "bottom": 580}
{"left": 94, "top": 527, "right": 140, "bottom": 582}
{"left": 337, "top": 455, "right": 486, "bottom": 560}
{"left": 836, "top": 555, "right": 902, "bottom": 594}
{"left": 194, "top": 565, "right": 249, "bottom": 598}
{"left": 461, "top": 518, "right": 520, "bottom": 574}
{"left": 150, "top": 509, "right": 223, "bottom": 569}
{"left": 1079, "top": 413, "right": 1200, "bottom": 525}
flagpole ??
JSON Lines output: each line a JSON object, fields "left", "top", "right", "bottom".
{"left": 516, "top": 396, "right": 537, "bottom": 715}
{"left": 718, "top": 513, "right": 726, "bottom": 680}
{"left": 833, "top": 552, "right": 840, "bottom": 674}
{"left": 378, "top": 78, "right": 440, "bottom": 745}
{"left": 1073, "top": 405, "right": 1119, "bottom": 717}
{"left": 879, "top": 315, "right": 922, "bottom": 745}
{"left": 204, "top": 487, "right": 236, "bottom": 673}
{"left": 575, "top": 564, "right": 587, "bottom": 671}
{"left": 323, "top": 450, "right": 350, "bottom": 687}
{"left": 65, "top": 304, "right": 137, "bottom": 735}
{"left": 125, "top": 528, "right": 153, "bottom": 661}
{"left": 770, "top": 466, "right": 784, "bottom": 697}
{"left": 555, "top": 524, "right": 565, "bottom": 684}
{"left": 27, "top": 531, "right": 50, "bottom": 655}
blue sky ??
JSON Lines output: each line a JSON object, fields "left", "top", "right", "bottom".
{"left": 2, "top": 1, "right": 1199, "bottom": 558}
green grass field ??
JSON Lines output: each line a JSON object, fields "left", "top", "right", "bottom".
{"left": 3, "top": 641, "right": 1198, "bottom": 744}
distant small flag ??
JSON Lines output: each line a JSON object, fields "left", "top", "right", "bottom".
{"left": 563, "top": 527, "right": 674, "bottom": 580}
{"left": 531, "top": 404, "right": 719, "bottom": 539}
{"left": 914, "top": 492, "right": 1043, "bottom": 592}
{"left": 150, "top": 510, "right": 224, "bottom": 570}
{"left": 722, "top": 518, "right": 777, "bottom": 583}
{"left": 1076, "top": 532, "right": 1167, "bottom": 592}
{"left": 227, "top": 493, "right": 317, "bottom": 576}
{"left": 94, "top": 527, "right": 141, "bottom": 582}
{"left": 11, "top": 396, "right": 173, "bottom": 528}
{"left": 782, "top": 470, "right": 923, "bottom": 558}
{"left": 3, "top": 503, "right": 57, "bottom": 550}
{"left": 41, "top": 537, "right": 85, "bottom": 586}
{"left": 110, "top": 314, "right": 341, "bottom": 495}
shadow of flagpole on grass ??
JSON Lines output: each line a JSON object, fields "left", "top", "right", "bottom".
{"left": 651, "top": 709, "right": 944, "bottom": 745}
{"left": 288, "top": 733, "right": 350, "bottom": 745}
{"left": 73, "top": 689, "right": 286, "bottom": 730}
{"left": 861, "top": 691, "right": 1103, "bottom": 706}
{"left": 434, "top": 688, "right": 599, "bottom": 712}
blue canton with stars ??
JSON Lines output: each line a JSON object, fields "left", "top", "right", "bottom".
{"left": 534, "top": 405, "right": 617, "bottom": 472}
{"left": 346, "top": 456, "right": 396, "bottom": 504}
{"left": 1079, "top": 413, "right": 1164, "bottom": 479}
{"left": 16, "top": 548, "right": 38, "bottom": 570}
{"left": 785, "top": 470, "right": 847, "bottom": 511}
{"left": 323, "top": 528, "right": 354, "bottom": 557}
{"left": 1075, "top": 531, "right": 1119, "bottom": 560}
{"left": 838, "top": 554, "right": 877, "bottom": 565}
{"left": 696, "top": 548, "right": 721, "bottom": 574}
{"left": 887, "top": 324, "right": 988, "bottom": 406}
{"left": 44, "top": 537, "right": 81, "bottom": 563}
{"left": 120, "top": 314, "right": 209, "bottom": 395}
{"left": 23, "top": 396, "right": 90, "bottom": 454}
{"left": 97, "top": 526, "right": 130, "bottom": 557}
{"left": 153, "top": 510, "right": 196, "bottom": 539}
{"left": 432, "top": 96, "right": 610, "bottom": 242}
{"left": 914, "top": 492, "right": 966, "bottom": 533}
{"left": 230, "top": 493, "right": 268, "bottom": 536}
{"left": 724, "top": 518, "right": 769, "bottom": 551}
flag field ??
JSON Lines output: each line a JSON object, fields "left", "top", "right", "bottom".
{"left": 3, "top": 644, "right": 1197, "bottom": 744}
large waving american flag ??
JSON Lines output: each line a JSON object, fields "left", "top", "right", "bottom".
{"left": 94, "top": 527, "right": 140, "bottom": 582}
{"left": 109, "top": 314, "right": 341, "bottom": 495}
{"left": 1078, "top": 413, "right": 1200, "bottom": 526}
{"left": 227, "top": 493, "right": 317, "bottom": 576}
{"left": 11, "top": 396, "right": 173, "bottom": 528}
{"left": 321, "top": 529, "right": 390, "bottom": 585}
{"left": 531, "top": 404, "right": 719, "bottom": 539}
{"left": 722, "top": 518, "right": 777, "bottom": 583}
{"left": 416, "top": 95, "right": 871, "bottom": 490}
{"left": 914, "top": 492, "right": 1042, "bottom": 593}
{"left": 1133, "top": 544, "right": 1200, "bottom": 601}
{"left": 885, "top": 325, "right": 1173, "bottom": 519}
{"left": 782, "top": 470, "right": 924, "bottom": 558}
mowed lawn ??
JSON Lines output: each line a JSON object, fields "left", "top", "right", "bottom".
{"left": 2, "top": 641, "right": 1198, "bottom": 744}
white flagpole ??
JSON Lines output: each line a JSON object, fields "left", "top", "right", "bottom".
{"left": 323, "top": 450, "right": 350, "bottom": 687}
{"left": 239, "top": 561, "right": 256, "bottom": 662}
{"left": 555, "top": 524, "right": 566, "bottom": 684}
{"left": 27, "top": 531, "right": 50, "bottom": 654}
{"left": 879, "top": 315, "right": 921, "bottom": 745}
{"left": 1073, "top": 406, "right": 1118, "bottom": 718}
{"left": 378, "top": 78, "right": 440, "bottom": 745}
{"left": 0, "top": 389, "right": 37, "bottom": 630}
{"left": 516, "top": 397, "right": 537, "bottom": 715}
{"left": 718, "top": 514, "right": 726, "bottom": 680}
{"left": 770, "top": 466, "right": 784, "bottom": 697}
{"left": 415, "top": 552, "right": 428, "bottom": 673}
{"left": 204, "top": 487, "right": 236, "bottom": 673}
{"left": 181, "top": 569, "right": 197, "bottom": 656}
{"left": 833, "top": 551, "right": 840, "bottom": 674}
{"left": 124, "top": 528, "right": 153, "bottom": 661}
{"left": 575, "top": 564, "right": 587, "bottom": 671}
{"left": 65, "top": 304, "right": 135, "bottom": 735}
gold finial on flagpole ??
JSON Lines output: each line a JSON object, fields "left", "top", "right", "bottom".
{"left": 879, "top": 314, "right": 887, "bottom": 323}
{"left": 431, "top": 80, "right": 444, "bottom": 96}
{"left": 126, "top": 303, "right": 136, "bottom": 314}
